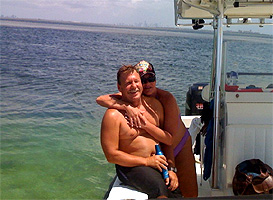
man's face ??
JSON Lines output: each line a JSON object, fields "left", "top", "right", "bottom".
{"left": 118, "top": 70, "right": 143, "bottom": 104}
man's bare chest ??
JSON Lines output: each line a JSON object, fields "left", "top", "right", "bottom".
{"left": 119, "top": 110, "right": 159, "bottom": 140}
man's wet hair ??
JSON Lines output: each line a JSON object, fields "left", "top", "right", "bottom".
{"left": 117, "top": 65, "right": 138, "bottom": 85}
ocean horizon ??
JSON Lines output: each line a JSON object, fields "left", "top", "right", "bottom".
{"left": 1, "top": 17, "right": 272, "bottom": 37}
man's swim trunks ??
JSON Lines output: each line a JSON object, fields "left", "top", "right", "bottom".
{"left": 115, "top": 165, "right": 169, "bottom": 198}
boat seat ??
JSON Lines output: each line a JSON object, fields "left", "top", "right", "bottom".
{"left": 106, "top": 176, "right": 148, "bottom": 200}
{"left": 225, "top": 125, "right": 273, "bottom": 187}
{"left": 224, "top": 92, "right": 273, "bottom": 187}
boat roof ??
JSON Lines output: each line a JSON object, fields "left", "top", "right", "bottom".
{"left": 175, "top": 0, "right": 273, "bottom": 22}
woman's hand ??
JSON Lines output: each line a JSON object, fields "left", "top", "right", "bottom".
{"left": 124, "top": 105, "right": 145, "bottom": 128}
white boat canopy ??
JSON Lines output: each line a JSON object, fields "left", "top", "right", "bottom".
{"left": 175, "top": 0, "right": 273, "bottom": 26}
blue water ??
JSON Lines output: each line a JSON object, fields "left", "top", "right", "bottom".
{"left": 1, "top": 21, "right": 272, "bottom": 199}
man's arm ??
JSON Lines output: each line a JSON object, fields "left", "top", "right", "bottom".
{"left": 101, "top": 109, "right": 168, "bottom": 170}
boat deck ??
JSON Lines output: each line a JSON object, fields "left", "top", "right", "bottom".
{"left": 195, "top": 157, "right": 233, "bottom": 197}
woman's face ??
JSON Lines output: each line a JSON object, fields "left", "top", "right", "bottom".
{"left": 141, "top": 74, "right": 157, "bottom": 97}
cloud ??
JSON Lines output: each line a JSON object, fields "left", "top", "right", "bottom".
{"left": 1, "top": 0, "right": 174, "bottom": 26}
{"left": 1, "top": 0, "right": 170, "bottom": 13}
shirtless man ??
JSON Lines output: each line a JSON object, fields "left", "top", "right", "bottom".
{"left": 98, "top": 61, "right": 198, "bottom": 197}
{"left": 100, "top": 65, "right": 174, "bottom": 198}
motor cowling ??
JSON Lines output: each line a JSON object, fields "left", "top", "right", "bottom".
{"left": 185, "top": 82, "right": 208, "bottom": 116}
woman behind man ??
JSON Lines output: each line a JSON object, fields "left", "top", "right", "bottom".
{"left": 96, "top": 60, "right": 198, "bottom": 197}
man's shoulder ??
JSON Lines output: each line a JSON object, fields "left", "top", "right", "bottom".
{"left": 104, "top": 108, "right": 123, "bottom": 118}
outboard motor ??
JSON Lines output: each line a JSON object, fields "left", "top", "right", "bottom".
{"left": 185, "top": 82, "right": 208, "bottom": 116}
{"left": 185, "top": 82, "right": 208, "bottom": 157}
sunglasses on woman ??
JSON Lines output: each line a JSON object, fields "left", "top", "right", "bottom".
{"left": 141, "top": 76, "right": 156, "bottom": 84}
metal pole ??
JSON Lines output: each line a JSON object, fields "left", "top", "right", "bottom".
{"left": 210, "top": 20, "right": 217, "bottom": 98}
{"left": 212, "top": 0, "right": 224, "bottom": 189}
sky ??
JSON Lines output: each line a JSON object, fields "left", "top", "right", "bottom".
{"left": 1, "top": 0, "right": 272, "bottom": 34}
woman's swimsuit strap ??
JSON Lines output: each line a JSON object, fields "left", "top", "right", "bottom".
{"left": 173, "top": 129, "right": 190, "bottom": 157}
